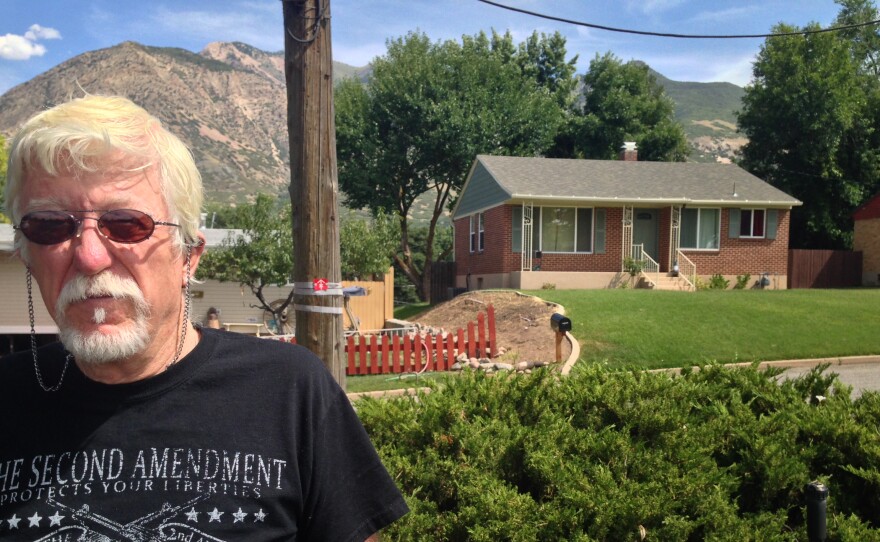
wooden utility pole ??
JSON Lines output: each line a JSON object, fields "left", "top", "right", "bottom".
{"left": 282, "top": 0, "right": 345, "bottom": 386}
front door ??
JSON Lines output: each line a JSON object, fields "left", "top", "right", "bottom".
{"left": 633, "top": 208, "right": 659, "bottom": 261}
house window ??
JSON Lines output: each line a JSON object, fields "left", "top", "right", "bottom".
{"left": 739, "top": 209, "right": 766, "bottom": 238}
{"left": 680, "top": 208, "right": 720, "bottom": 249}
{"left": 539, "top": 207, "right": 593, "bottom": 253}
{"left": 511, "top": 207, "right": 540, "bottom": 253}
{"left": 469, "top": 213, "right": 484, "bottom": 253}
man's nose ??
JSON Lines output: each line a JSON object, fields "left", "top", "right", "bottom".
{"left": 72, "top": 219, "right": 113, "bottom": 275}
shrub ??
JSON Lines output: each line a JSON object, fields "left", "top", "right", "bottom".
{"left": 357, "top": 364, "right": 880, "bottom": 540}
{"left": 735, "top": 273, "right": 752, "bottom": 290}
{"left": 541, "top": 283, "right": 556, "bottom": 290}
{"left": 709, "top": 273, "right": 730, "bottom": 289}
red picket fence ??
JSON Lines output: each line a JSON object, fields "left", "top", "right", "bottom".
{"left": 272, "top": 305, "right": 496, "bottom": 376}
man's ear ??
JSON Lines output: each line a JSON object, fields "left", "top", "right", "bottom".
{"left": 184, "top": 232, "right": 207, "bottom": 284}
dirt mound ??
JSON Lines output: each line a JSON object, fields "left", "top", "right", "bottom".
{"left": 411, "top": 291, "right": 572, "bottom": 364}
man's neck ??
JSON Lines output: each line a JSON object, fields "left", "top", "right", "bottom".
{"left": 75, "top": 324, "right": 200, "bottom": 384}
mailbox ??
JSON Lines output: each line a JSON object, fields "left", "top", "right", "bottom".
{"left": 550, "top": 313, "right": 572, "bottom": 333}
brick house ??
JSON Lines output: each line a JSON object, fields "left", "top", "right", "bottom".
{"left": 452, "top": 146, "right": 802, "bottom": 291}
{"left": 853, "top": 192, "right": 880, "bottom": 286}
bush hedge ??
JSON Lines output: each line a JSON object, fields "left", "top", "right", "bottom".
{"left": 357, "top": 363, "right": 880, "bottom": 541}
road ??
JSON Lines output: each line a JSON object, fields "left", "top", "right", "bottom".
{"left": 772, "top": 357, "right": 880, "bottom": 399}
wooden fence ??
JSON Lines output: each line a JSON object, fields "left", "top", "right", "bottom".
{"left": 788, "top": 249, "right": 863, "bottom": 289}
{"left": 273, "top": 304, "right": 496, "bottom": 376}
{"left": 430, "top": 261, "right": 457, "bottom": 303}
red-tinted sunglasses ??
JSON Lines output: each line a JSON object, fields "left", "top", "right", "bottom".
{"left": 15, "top": 209, "right": 180, "bottom": 245}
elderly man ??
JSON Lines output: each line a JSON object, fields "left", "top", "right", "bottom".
{"left": 0, "top": 95, "right": 407, "bottom": 541}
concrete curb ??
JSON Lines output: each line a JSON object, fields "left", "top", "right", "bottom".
{"left": 348, "top": 386, "right": 431, "bottom": 402}
{"left": 649, "top": 355, "right": 880, "bottom": 375}
{"left": 347, "top": 356, "right": 880, "bottom": 401}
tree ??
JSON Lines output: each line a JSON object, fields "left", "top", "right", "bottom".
{"left": 335, "top": 31, "right": 565, "bottom": 301}
{"left": 196, "top": 194, "right": 295, "bottom": 331}
{"left": 737, "top": 10, "right": 880, "bottom": 249}
{"left": 552, "top": 53, "right": 689, "bottom": 161}
{"left": 339, "top": 210, "right": 399, "bottom": 280}
{"left": 198, "top": 197, "right": 398, "bottom": 327}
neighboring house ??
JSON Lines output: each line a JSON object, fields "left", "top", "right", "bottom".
{"left": 853, "top": 192, "right": 880, "bottom": 286}
{"left": 452, "top": 144, "right": 802, "bottom": 291}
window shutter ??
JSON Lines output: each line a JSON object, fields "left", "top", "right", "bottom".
{"left": 512, "top": 207, "right": 522, "bottom": 253}
{"left": 766, "top": 209, "right": 778, "bottom": 240}
{"left": 595, "top": 209, "right": 606, "bottom": 254}
{"left": 728, "top": 209, "right": 741, "bottom": 239}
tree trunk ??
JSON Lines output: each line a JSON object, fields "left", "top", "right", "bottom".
{"left": 283, "top": 0, "right": 345, "bottom": 386}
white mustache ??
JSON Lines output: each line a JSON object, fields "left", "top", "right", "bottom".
{"left": 56, "top": 273, "right": 147, "bottom": 316}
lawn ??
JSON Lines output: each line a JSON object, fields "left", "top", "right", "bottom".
{"left": 533, "top": 287, "right": 880, "bottom": 369}
{"left": 347, "top": 288, "right": 880, "bottom": 392}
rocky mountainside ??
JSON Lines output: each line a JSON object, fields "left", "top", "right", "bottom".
{"left": 0, "top": 41, "right": 367, "bottom": 204}
{"left": 0, "top": 40, "right": 743, "bottom": 205}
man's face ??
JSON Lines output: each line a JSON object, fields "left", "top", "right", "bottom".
{"left": 17, "top": 159, "right": 202, "bottom": 365}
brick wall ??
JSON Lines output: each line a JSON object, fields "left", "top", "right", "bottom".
{"left": 456, "top": 206, "right": 793, "bottom": 283}
{"left": 681, "top": 209, "right": 791, "bottom": 276}
{"left": 456, "top": 206, "right": 625, "bottom": 279}
{"left": 854, "top": 217, "right": 880, "bottom": 285}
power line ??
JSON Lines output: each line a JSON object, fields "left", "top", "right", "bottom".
{"left": 476, "top": 0, "right": 880, "bottom": 39}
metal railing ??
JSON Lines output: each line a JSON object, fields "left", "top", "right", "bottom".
{"left": 675, "top": 250, "right": 697, "bottom": 291}
{"left": 630, "top": 244, "right": 660, "bottom": 285}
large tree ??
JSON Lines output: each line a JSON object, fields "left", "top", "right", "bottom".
{"left": 335, "top": 31, "right": 565, "bottom": 301}
{"left": 738, "top": 7, "right": 880, "bottom": 249}
{"left": 551, "top": 53, "right": 689, "bottom": 161}
{"left": 339, "top": 210, "right": 399, "bottom": 281}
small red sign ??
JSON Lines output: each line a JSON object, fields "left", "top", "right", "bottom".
{"left": 313, "top": 278, "right": 329, "bottom": 291}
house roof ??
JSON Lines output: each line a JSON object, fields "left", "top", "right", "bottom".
{"left": 854, "top": 192, "right": 880, "bottom": 221}
{"left": 452, "top": 155, "right": 802, "bottom": 219}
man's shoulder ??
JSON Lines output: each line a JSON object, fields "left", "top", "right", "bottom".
{"left": 200, "top": 328, "right": 330, "bottom": 377}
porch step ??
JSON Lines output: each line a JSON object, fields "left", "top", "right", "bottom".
{"left": 642, "top": 273, "right": 695, "bottom": 292}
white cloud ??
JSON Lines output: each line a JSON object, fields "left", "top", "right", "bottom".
{"left": 689, "top": 6, "right": 756, "bottom": 24}
{"left": 24, "top": 24, "right": 62, "bottom": 41}
{"left": 0, "top": 33, "right": 47, "bottom": 61}
{"left": 0, "top": 24, "right": 61, "bottom": 61}
{"left": 706, "top": 54, "right": 756, "bottom": 87}
{"left": 626, "top": 0, "right": 686, "bottom": 16}
{"left": 148, "top": 5, "right": 283, "bottom": 52}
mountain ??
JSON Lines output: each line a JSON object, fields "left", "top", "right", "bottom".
{"left": 649, "top": 67, "right": 747, "bottom": 163}
{"left": 0, "top": 41, "right": 368, "bottom": 204}
{"left": 0, "top": 41, "right": 743, "bottom": 205}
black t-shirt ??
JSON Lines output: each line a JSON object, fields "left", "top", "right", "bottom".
{"left": 0, "top": 328, "right": 408, "bottom": 541}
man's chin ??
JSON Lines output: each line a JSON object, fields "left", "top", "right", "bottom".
{"left": 58, "top": 324, "right": 150, "bottom": 366}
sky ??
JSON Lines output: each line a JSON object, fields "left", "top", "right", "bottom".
{"left": 0, "top": 1, "right": 847, "bottom": 96}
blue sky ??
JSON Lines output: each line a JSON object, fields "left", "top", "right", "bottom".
{"left": 1, "top": 1, "right": 844, "bottom": 95}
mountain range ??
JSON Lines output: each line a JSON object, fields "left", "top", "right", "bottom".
{"left": 0, "top": 41, "right": 743, "bottom": 204}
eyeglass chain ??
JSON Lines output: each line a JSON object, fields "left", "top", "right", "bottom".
{"left": 28, "top": 247, "right": 194, "bottom": 391}
{"left": 166, "top": 247, "right": 193, "bottom": 370}
{"left": 28, "top": 269, "right": 70, "bottom": 392}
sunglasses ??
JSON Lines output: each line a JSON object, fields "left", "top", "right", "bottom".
{"left": 15, "top": 209, "right": 180, "bottom": 245}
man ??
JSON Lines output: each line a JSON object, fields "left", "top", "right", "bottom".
{"left": 0, "top": 95, "right": 408, "bottom": 541}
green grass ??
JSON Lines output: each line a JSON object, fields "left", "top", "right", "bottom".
{"left": 532, "top": 288, "right": 880, "bottom": 370}
{"left": 347, "top": 288, "right": 880, "bottom": 392}
{"left": 392, "top": 302, "right": 432, "bottom": 321}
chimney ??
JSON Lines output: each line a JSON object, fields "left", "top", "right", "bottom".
{"left": 620, "top": 141, "right": 638, "bottom": 161}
